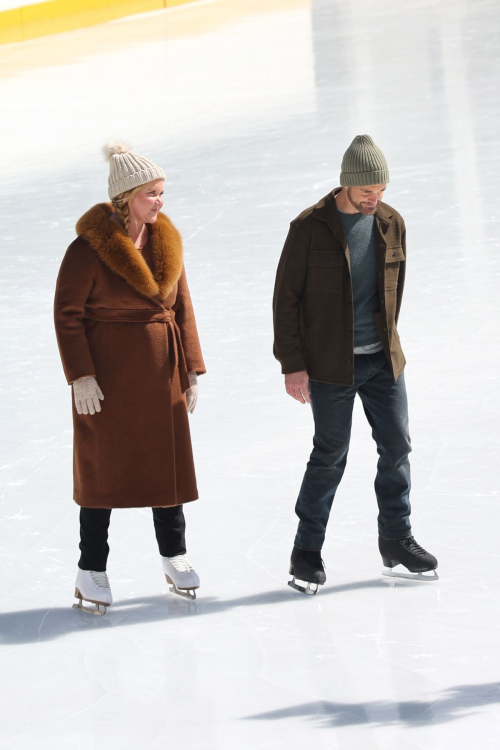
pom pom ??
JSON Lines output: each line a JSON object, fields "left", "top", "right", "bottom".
{"left": 102, "top": 140, "right": 131, "bottom": 161}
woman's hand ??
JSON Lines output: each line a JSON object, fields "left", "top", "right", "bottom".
{"left": 186, "top": 372, "right": 198, "bottom": 414}
{"left": 73, "top": 376, "right": 104, "bottom": 415}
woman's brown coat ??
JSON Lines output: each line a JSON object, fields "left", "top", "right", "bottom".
{"left": 54, "top": 203, "right": 206, "bottom": 509}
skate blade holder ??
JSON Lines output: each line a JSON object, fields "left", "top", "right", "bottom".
{"left": 382, "top": 562, "right": 439, "bottom": 581}
{"left": 165, "top": 575, "right": 197, "bottom": 600}
{"left": 288, "top": 577, "right": 322, "bottom": 595}
{"left": 72, "top": 588, "right": 109, "bottom": 616}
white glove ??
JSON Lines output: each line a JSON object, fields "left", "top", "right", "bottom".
{"left": 186, "top": 372, "right": 198, "bottom": 414}
{"left": 73, "top": 376, "right": 104, "bottom": 415}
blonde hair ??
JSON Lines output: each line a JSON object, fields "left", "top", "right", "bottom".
{"left": 111, "top": 184, "right": 144, "bottom": 236}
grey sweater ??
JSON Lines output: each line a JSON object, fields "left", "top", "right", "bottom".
{"left": 338, "top": 210, "right": 382, "bottom": 351}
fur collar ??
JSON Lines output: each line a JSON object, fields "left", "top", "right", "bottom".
{"left": 76, "top": 203, "right": 183, "bottom": 300}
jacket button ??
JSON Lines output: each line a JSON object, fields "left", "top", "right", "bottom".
{"left": 391, "top": 252, "right": 396, "bottom": 258}
{"left": 322, "top": 257, "right": 327, "bottom": 263}
{"left": 347, "top": 301, "right": 352, "bottom": 307}
{"left": 347, "top": 330, "right": 352, "bottom": 336}
{"left": 347, "top": 358, "right": 351, "bottom": 364}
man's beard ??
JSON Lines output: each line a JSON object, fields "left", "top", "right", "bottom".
{"left": 346, "top": 188, "right": 378, "bottom": 215}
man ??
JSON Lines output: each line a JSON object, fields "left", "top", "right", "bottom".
{"left": 272, "top": 135, "right": 437, "bottom": 594}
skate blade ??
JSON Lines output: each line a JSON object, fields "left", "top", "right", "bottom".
{"left": 168, "top": 584, "right": 197, "bottom": 600}
{"left": 165, "top": 576, "right": 198, "bottom": 600}
{"left": 72, "top": 601, "right": 107, "bottom": 615}
{"left": 382, "top": 566, "right": 439, "bottom": 581}
{"left": 288, "top": 578, "right": 320, "bottom": 595}
{"left": 72, "top": 588, "right": 109, "bottom": 615}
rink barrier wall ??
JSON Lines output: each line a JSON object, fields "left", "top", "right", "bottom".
{"left": 0, "top": 0, "right": 196, "bottom": 44}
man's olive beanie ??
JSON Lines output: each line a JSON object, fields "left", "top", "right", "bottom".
{"left": 340, "top": 135, "right": 389, "bottom": 187}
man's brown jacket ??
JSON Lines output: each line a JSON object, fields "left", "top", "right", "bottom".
{"left": 272, "top": 189, "right": 407, "bottom": 385}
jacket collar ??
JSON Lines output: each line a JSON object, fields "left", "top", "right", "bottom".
{"left": 75, "top": 203, "right": 183, "bottom": 301}
{"left": 311, "top": 188, "right": 394, "bottom": 239}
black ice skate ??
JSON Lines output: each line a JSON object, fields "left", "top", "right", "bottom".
{"left": 379, "top": 535, "right": 438, "bottom": 581}
{"left": 288, "top": 546, "right": 326, "bottom": 595}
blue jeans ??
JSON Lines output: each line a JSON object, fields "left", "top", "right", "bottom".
{"left": 294, "top": 350, "right": 412, "bottom": 550}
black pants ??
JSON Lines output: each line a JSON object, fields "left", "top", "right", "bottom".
{"left": 78, "top": 506, "right": 186, "bottom": 571}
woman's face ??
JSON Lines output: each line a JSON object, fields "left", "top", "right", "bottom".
{"left": 130, "top": 179, "right": 164, "bottom": 225}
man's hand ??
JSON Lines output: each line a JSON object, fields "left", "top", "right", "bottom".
{"left": 285, "top": 370, "right": 310, "bottom": 404}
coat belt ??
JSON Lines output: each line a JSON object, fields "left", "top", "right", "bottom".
{"left": 83, "top": 306, "right": 190, "bottom": 393}
{"left": 84, "top": 306, "right": 174, "bottom": 323}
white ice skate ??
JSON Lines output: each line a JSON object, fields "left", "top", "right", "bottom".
{"left": 161, "top": 555, "right": 200, "bottom": 600}
{"left": 73, "top": 569, "right": 113, "bottom": 615}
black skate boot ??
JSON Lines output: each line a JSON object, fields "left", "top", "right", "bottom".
{"left": 288, "top": 546, "right": 326, "bottom": 595}
{"left": 379, "top": 535, "right": 438, "bottom": 581}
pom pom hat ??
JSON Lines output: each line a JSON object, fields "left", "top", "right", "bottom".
{"left": 339, "top": 134, "right": 389, "bottom": 187}
{"left": 104, "top": 141, "right": 166, "bottom": 199}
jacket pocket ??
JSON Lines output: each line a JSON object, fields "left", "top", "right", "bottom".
{"left": 306, "top": 250, "right": 343, "bottom": 293}
{"left": 384, "top": 245, "right": 405, "bottom": 290}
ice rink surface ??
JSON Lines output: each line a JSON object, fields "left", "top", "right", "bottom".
{"left": 1, "top": 0, "right": 500, "bottom": 747}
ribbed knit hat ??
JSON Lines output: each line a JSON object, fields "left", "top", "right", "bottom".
{"left": 340, "top": 135, "right": 389, "bottom": 187}
{"left": 103, "top": 141, "right": 166, "bottom": 199}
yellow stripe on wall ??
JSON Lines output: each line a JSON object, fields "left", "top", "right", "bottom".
{"left": 0, "top": 0, "right": 198, "bottom": 45}
{"left": 1, "top": 7, "right": 23, "bottom": 44}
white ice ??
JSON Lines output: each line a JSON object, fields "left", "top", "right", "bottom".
{"left": 1, "top": 0, "right": 500, "bottom": 747}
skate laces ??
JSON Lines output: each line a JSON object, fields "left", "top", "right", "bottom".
{"left": 89, "top": 571, "right": 110, "bottom": 589}
{"left": 168, "top": 555, "right": 193, "bottom": 573}
{"left": 402, "top": 537, "right": 427, "bottom": 557}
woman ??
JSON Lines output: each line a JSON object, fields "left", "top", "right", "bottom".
{"left": 54, "top": 142, "right": 206, "bottom": 614}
